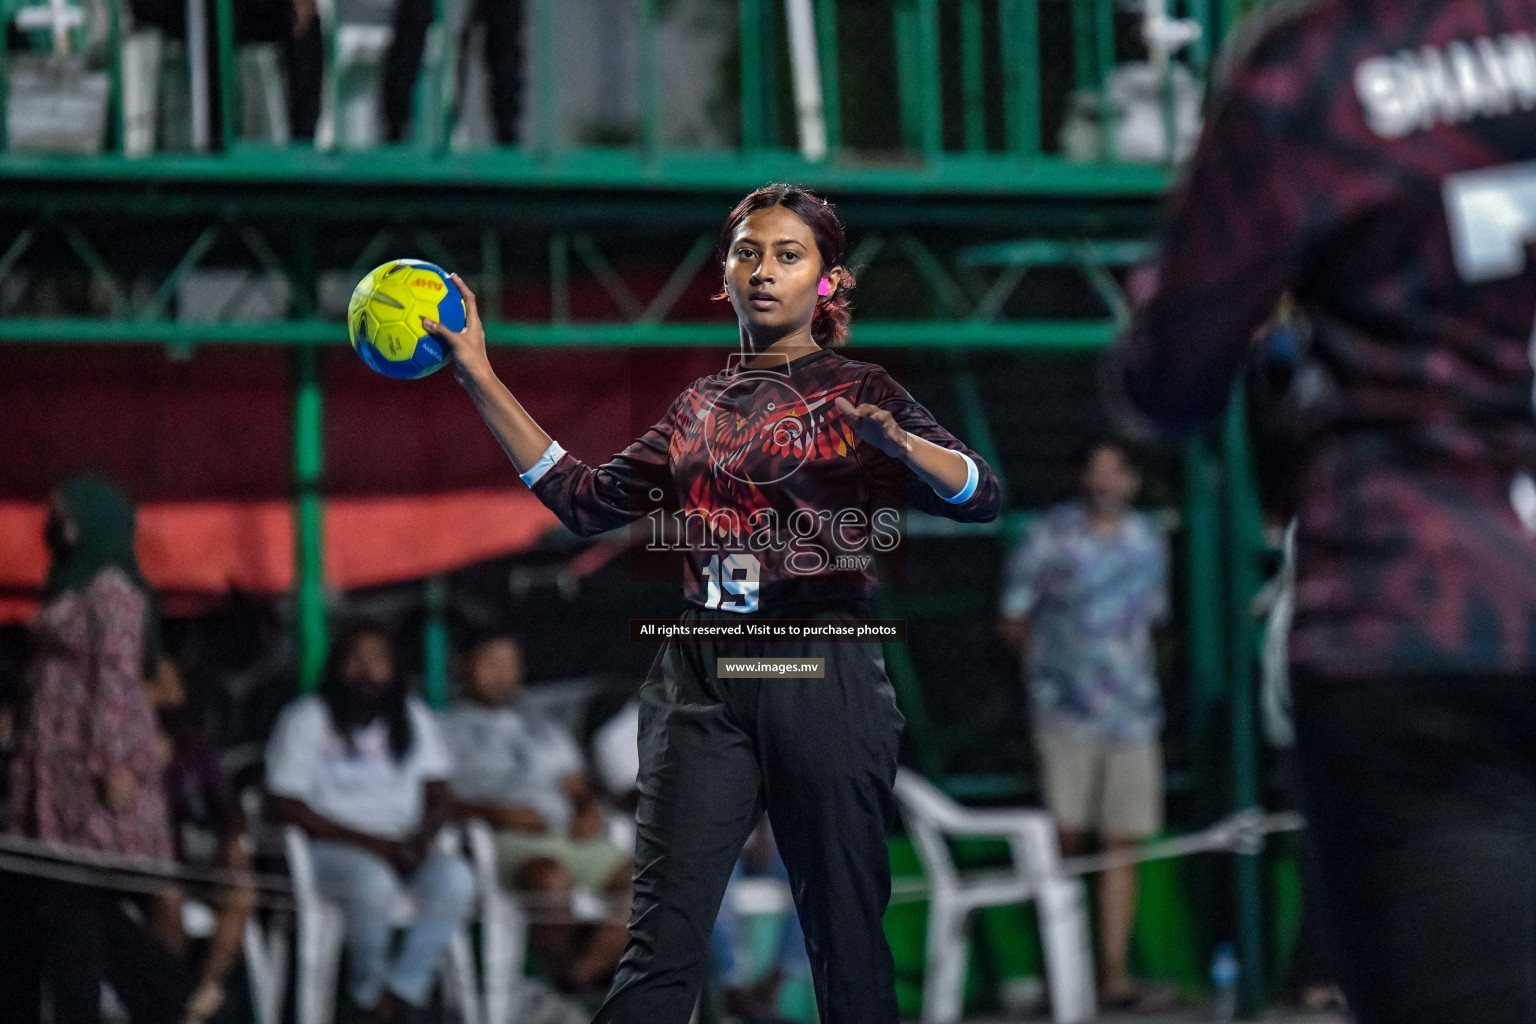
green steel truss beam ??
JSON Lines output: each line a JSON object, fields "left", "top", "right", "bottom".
{"left": 0, "top": 207, "right": 1152, "bottom": 350}
{"left": 957, "top": 237, "right": 1153, "bottom": 266}
{"left": 0, "top": 190, "right": 1163, "bottom": 245}
{"left": 0, "top": 318, "right": 1118, "bottom": 348}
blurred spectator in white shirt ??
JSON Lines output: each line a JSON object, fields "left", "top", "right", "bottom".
{"left": 265, "top": 623, "right": 474, "bottom": 1024}
{"left": 439, "top": 633, "right": 630, "bottom": 997}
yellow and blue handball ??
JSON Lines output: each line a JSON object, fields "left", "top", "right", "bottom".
{"left": 347, "top": 259, "right": 466, "bottom": 379}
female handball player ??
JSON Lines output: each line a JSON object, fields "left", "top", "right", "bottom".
{"left": 427, "top": 183, "right": 1000, "bottom": 1024}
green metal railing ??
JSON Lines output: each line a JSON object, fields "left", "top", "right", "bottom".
{"left": 0, "top": 209, "right": 1168, "bottom": 699}
{"left": 0, "top": 0, "right": 1227, "bottom": 189}
{"left": 0, "top": 0, "right": 1281, "bottom": 1001}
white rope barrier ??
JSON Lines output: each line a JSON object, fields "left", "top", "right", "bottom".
{"left": 0, "top": 832, "right": 624, "bottom": 921}
{"left": 0, "top": 849, "right": 286, "bottom": 905}
{"left": 1061, "top": 808, "right": 1305, "bottom": 879}
{"left": 887, "top": 808, "right": 1305, "bottom": 905}
{"left": 0, "top": 834, "right": 294, "bottom": 910}
{"left": 0, "top": 809, "right": 1305, "bottom": 920}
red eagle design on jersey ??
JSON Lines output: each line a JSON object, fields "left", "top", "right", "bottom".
{"left": 524, "top": 345, "right": 1000, "bottom": 609}
{"left": 670, "top": 378, "right": 863, "bottom": 533}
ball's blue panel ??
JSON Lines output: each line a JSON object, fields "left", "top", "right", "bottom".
{"left": 357, "top": 340, "right": 420, "bottom": 380}
{"left": 408, "top": 338, "right": 449, "bottom": 378}
{"left": 436, "top": 274, "right": 467, "bottom": 332}
{"left": 416, "top": 335, "right": 445, "bottom": 367}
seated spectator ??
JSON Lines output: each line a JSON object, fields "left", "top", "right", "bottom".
{"left": 146, "top": 655, "right": 258, "bottom": 1024}
{"left": 438, "top": 632, "right": 630, "bottom": 996}
{"left": 265, "top": 623, "right": 475, "bottom": 1024}
{"left": 710, "top": 817, "right": 811, "bottom": 1024}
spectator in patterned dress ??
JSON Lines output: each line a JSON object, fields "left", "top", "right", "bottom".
{"left": 996, "top": 440, "right": 1172, "bottom": 1012}
{"left": 8, "top": 475, "right": 183, "bottom": 1024}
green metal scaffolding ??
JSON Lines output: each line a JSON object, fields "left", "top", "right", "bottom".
{"left": 0, "top": 0, "right": 1280, "bottom": 1008}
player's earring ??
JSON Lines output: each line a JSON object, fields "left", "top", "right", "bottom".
{"left": 818, "top": 277, "right": 832, "bottom": 297}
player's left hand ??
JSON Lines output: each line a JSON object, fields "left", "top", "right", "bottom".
{"left": 835, "top": 396, "right": 913, "bottom": 459}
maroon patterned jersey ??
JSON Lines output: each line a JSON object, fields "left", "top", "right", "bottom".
{"left": 1115, "top": 0, "right": 1536, "bottom": 678}
{"left": 527, "top": 346, "right": 1001, "bottom": 611}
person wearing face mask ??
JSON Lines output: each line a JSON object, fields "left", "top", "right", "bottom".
{"left": 7, "top": 474, "right": 179, "bottom": 1024}
{"left": 264, "top": 623, "right": 475, "bottom": 1024}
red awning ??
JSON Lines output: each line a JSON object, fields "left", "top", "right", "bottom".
{"left": 1, "top": 342, "right": 733, "bottom": 623}
{"left": 0, "top": 490, "right": 560, "bottom": 623}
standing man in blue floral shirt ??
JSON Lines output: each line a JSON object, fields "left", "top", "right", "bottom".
{"left": 997, "top": 438, "right": 1171, "bottom": 1012}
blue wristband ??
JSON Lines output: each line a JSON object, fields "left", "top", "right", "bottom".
{"left": 520, "top": 441, "right": 567, "bottom": 487}
{"left": 941, "top": 451, "right": 979, "bottom": 504}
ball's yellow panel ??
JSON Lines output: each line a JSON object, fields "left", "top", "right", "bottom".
{"left": 346, "top": 267, "right": 381, "bottom": 347}
{"left": 402, "top": 268, "right": 449, "bottom": 304}
{"left": 370, "top": 320, "right": 418, "bottom": 361}
{"left": 366, "top": 279, "right": 413, "bottom": 324}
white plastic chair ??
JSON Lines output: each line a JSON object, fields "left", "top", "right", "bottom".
{"left": 891, "top": 768, "right": 1096, "bottom": 1024}
{"left": 239, "top": 43, "right": 291, "bottom": 144}
{"left": 283, "top": 825, "right": 481, "bottom": 1024}
{"left": 175, "top": 895, "right": 288, "bottom": 1024}
{"left": 243, "top": 908, "right": 290, "bottom": 1024}
{"left": 311, "top": 0, "right": 457, "bottom": 151}
{"left": 235, "top": 787, "right": 294, "bottom": 1024}
{"left": 465, "top": 819, "right": 527, "bottom": 1024}
{"left": 464, "top": 818, "right": 619, "bottom": 1024}
{"left": 313, "top": 24, "right": 392, "bottom": 149}
{"left": 311, "top": 0, "right": 390, "bottom": 151}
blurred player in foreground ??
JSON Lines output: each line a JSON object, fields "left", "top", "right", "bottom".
{"left": 1110, "top": 1, "right": 1536, "bottom": 1020}
{"left": 427, "top": 183, "right": 1001, "bottom": 1023}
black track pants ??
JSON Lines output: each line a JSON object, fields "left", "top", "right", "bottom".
{"left": 592, "top": 601, "right": 905, "bottom": 1024}
{"left": 36, "top": 880, "right": 196, "bottom": 1024}
{"left": 1294, "top": 673, "right": 1536, "bottom": 1024}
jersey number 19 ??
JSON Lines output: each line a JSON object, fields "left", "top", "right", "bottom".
{"left": 702, "top": 553, "right": 761, "bottom": 613}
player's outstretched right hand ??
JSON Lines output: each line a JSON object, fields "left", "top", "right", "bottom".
{"left": 424, "top": 272, "right": 492, "bottom": 388}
